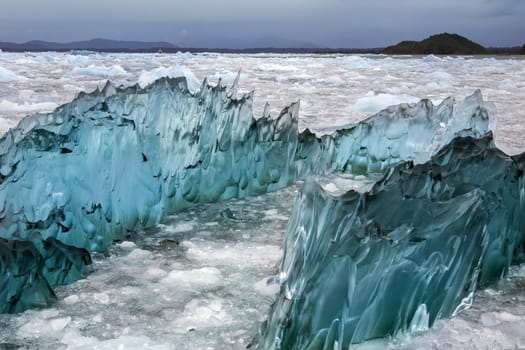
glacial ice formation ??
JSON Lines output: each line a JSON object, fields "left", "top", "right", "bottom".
{"left": 0, "top": 78, "right": 489, "bottom": 252}
{"left": 0, "top": 76, "right": 490, "bottom": 313}
{"left": 258, "top": 133, "right": 525, "bottom": 349}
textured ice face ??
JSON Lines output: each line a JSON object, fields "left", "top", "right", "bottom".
{"left": 0, "top": 77, "right": 300, "bottom": 253}
{"left": 258, "top": 133, "right": 525, "bottom": 349}
{"left": 0, "top": 78, "right": 489, "bottom": 252}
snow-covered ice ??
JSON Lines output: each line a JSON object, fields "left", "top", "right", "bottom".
{"left": 0, "top": 99, "right": 58, "bottom": 113}
{"left": 352, "top": 91, "right": 420, "bottom": 113}
{"left": 137, "top": 66, "right": 200, "bottom": 92}
{"left": 1, "top": 52, "right": 523, "bottom": 154}
{"left": 69, "top": 64, "right": 128, "bottom": 77}
{"left": 0, "top": 66, "right": 27, "bottom": 82}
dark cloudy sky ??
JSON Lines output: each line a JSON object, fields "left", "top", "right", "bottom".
{"left": 1, "top": 0, "right": 523, "bottom": 48}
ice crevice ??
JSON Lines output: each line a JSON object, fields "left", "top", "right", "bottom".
{"left": 0, "top": 75, "right": 522, "bottom": 347}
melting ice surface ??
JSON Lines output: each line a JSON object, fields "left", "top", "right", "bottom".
{"left": 1, "top": 52, "right": 525, "bottom": 349}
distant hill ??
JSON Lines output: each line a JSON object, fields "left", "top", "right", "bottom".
{"left": 0, "top": 38, "right": 178, "bottom": 52}
{"left": 521, "top": 44, "right": 525, "bottom": 54}
{"left": 382, "top": 33, "right": 488, "bottom": 55}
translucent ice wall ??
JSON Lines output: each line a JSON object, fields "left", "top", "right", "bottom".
{"left": 0, "top": 77, "right": 490, "bottom": 313}
{"left": 300, "top": 90, "right": 489, "bottom": 176}
{"left": 0, "top": 78, "right": 299, "bottom": 252}
{"left": 258, "top": 133, "right": 525, "bottom": 349}
{"left": 0, "top": 78, "right": 488, "bottom": 253}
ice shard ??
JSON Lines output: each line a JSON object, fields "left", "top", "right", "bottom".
{"left": 0, "top": 76, "right": 490, "bottom": 313}
{"left": 258, "top": 133, "right": 525, "bottom": 349}
{"left": 0, "top": 237, "right": 90, "bottom": 313}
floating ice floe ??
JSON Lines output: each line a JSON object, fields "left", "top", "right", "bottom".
{"left": 0, "top": 100, "right": 58, "bottom": 113}
{"left": 352, "top": 91, "right": 421, "bottom": 113}
{"left": 422, "top": 54, "right": 442, "bottom": 62}
{"left": 70, "top": 64, "right": 127, "bottom": 77}
{"left": 0, "top": 66, "right": 27, "bottom": 82}
{"left": 138, "top": 66, "right": 200, "bottom": 92}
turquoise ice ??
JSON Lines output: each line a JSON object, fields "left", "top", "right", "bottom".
{"left": 0, "top": 76, "right": 494, "bottom": 317}
{"left": 258, "top": 133, "right": 525, "bottom": 349}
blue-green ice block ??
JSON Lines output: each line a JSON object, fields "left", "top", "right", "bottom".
{"left": 258, "top": 133, "right": 525, "bottom": 349}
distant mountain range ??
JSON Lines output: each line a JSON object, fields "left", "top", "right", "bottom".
{"left": 0, "top": 34, "right": 523, "bottom": 54}
{"left": 0, "top": 38, "right": 378, "bottom": 53}
{"left": 0, "top": 38, "right": 178, "bottom": 51}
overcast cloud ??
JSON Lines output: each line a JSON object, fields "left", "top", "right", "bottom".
{"left": 0, "top": 0, "right": 523, "bottom": 48}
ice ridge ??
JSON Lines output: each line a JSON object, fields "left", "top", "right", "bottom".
{"left": 258, "top": 132, "right": 525, "bottom": 349}
{"left": 0, "top": 76, "right": 489, "bottom": 313}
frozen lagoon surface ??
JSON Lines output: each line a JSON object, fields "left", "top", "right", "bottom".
{"left": 1, "top": 186, "right": 296, "bottom": 349}
{"left": 1, "top": 52, "right": 525, "bottom": 349}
